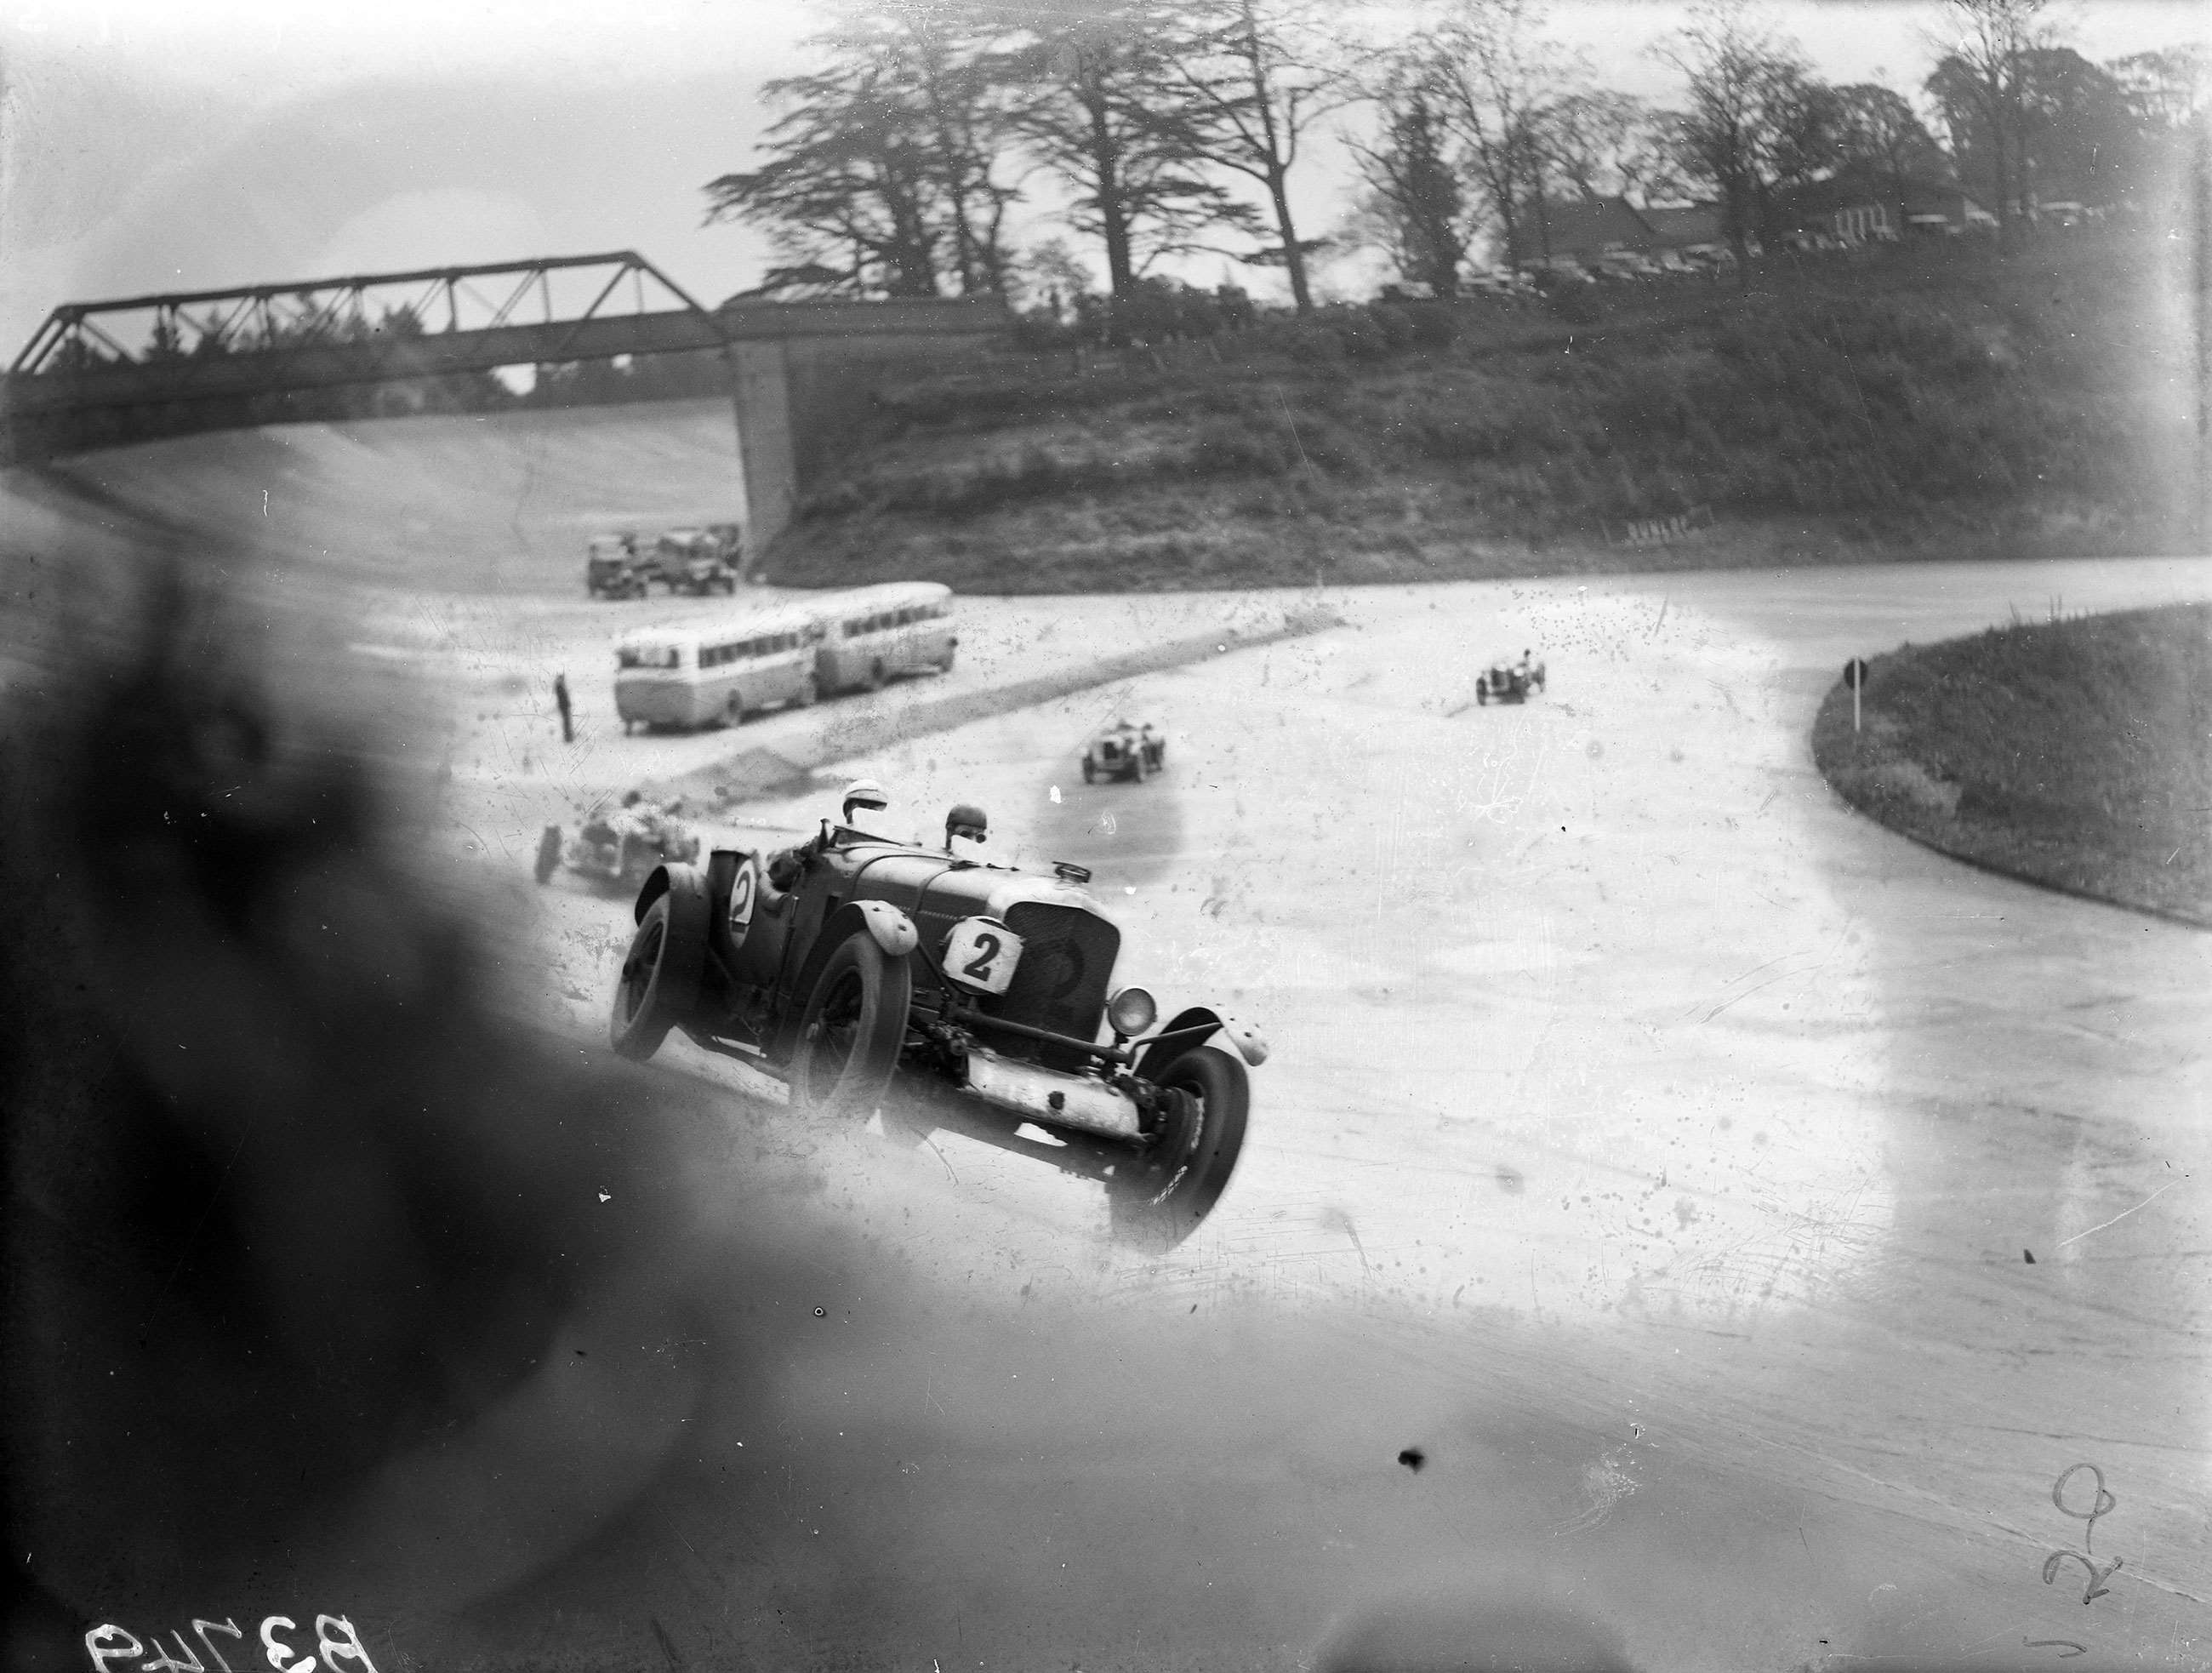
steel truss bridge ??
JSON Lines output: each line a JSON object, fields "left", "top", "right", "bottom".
{"left": 1, "top": 250, "right": 1010, "bottom": 540}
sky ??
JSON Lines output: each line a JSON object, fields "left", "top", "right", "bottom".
{"left": 1, "top": 0, "right": 2203, "bottom": 352}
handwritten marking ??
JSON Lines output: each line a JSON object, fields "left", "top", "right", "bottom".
{"left": 2051, "top": 1463, "right": 2117, "bottom": 1552}
{"left": 2043, "top": 1550, "right": 2123, "bottom": 1604}
{"left": 85, "top": 1614, "right": 378, "bottom": 1673}
{"left": 192, "top": 1619, "right": 243, "bottom": 1673}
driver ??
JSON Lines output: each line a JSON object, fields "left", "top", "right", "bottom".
{"left": 765, "top": 778, "right": 890, "bottom": 891}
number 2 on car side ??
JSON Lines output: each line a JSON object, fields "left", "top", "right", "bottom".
{"left": 944, "top": 917, "right": 1023, "bottom": 995}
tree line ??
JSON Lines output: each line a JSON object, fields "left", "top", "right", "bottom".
{"left": 704, "top": 0, "right": 2206, "bottom": 312}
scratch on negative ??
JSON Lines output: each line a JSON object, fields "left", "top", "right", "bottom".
{"left": 2057, "top": 1179, "right": 2183, "bottom": 1248}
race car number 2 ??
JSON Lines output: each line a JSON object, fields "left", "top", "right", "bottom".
{"left": 943, "top": 917, "right": 1023, "bottom": 995}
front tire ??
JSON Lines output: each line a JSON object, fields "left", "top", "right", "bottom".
{"left": 533, "top": 825, "right": 562, "bottom": 885}
{"left": 864, "top": 659, "right": 886, "bottom": 693}
{"left": 1082, "top": 759, "right": 1097, "bottom": 784}
{"left": 791, "top": 672, "right": 818, "bottom": 709}
{"left": 1109, "top": 1045, "right": 1249, "bottom": 1245}
{"left": 609, "top": 893, "right": 704, "bottom": 1061}
{"left": 790, "top": 932, "right": 912, "bottom": 1119}
{"left": 724, "top": 693, "right": 746, "bottom": 728}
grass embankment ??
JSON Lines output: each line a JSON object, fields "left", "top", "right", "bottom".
{"left": 765, "top": 233, "right": 2198, "bottom": 593}
{"left": 1813, "top": 603, "right": 2212, "bottom": 923}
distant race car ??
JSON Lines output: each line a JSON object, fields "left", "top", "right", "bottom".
{"left": 607, "top": 787, "right": 1263, "bottom": 1243}
{"left": 536, "top": 795, "right": 701, "bottom": 888}
{"left": 1082, "top": 720, "right": 1166, "bottom": 783}
{"left": 1476, "top": 653, "right": 1547, "bottom": 705}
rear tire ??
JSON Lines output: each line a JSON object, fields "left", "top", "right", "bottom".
{"left": 1108, "top": 1044, "right": 1248, "bottom": 1246}
{"left": 1082, "top": 760, "right": 1097, "bottom": 785}
{"left": 725, "top": 693, "right": 746, "bottom": 728}
{"left": 533, "top": 825, "right": 562, "bottom": 885}
{"left": 791, "top": 672, "right": 818, "bottom": 709}
{"left": 790, "top": 931, "right": 912, "bottom": 1119}
{"left": 609, "top": 893, "right": 704, "bottom": 1061}
{"left": 864, "top": 659, "right": 886, "bottom": 693}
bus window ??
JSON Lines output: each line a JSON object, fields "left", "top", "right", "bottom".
{"left": 619, "top": 645, "right": 681, "bottom": 670}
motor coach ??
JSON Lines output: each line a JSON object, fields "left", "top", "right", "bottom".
{"left": 613, "top": 605, "right": 829, "bottom": 731}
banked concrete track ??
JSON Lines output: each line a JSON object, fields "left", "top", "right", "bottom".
{"left": 6, "top": 403, "right": 2211, "bottom": 1673}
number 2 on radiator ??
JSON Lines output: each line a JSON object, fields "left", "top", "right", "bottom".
{"left": 944, "top": 918, "right": 1023, "bottom": 995}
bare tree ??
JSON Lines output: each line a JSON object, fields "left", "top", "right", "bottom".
{"left": 1662, "top": 3, "right": 1821, "bottom": 273}
{"left": 1617, "top": 107, "right": 1695, "bottom": 204}
{"left": 1167, "top": 0, "right": 1355, "bottom": 313}
{"left": 1923, "top": 0, "right": 2057, "bottom": 252}
{"left": 1429, "top": 0, "right": 1569, "bottom": 268}
{"left": 1543, "top": 89, "right": 1650, "bottom": 201}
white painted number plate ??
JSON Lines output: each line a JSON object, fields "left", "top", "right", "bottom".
{"left": 943, "top": 917, "right": 1023, "bottom": 995}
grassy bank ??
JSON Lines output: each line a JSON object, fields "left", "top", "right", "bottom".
{"left": 1812, "top": 602, "right": 2212, "bottom": 924}
{"left": 765, "top": 232, "right": 2198, "bottom": 593}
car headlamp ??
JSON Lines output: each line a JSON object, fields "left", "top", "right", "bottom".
{"left": 1107, "top": 985, "right": 1158, "bottom": 1036}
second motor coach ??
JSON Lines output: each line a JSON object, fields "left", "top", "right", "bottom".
{"left": 812, "top": 583, "right": 957, "bottom": 694}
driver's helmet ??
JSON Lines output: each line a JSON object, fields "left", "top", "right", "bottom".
{"left": 841, "top": 778, "right": 889, "bottom": 825}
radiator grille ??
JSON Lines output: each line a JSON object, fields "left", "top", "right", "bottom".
{"left": 990, "top": 902, "right": 1119, "bottom": 1071}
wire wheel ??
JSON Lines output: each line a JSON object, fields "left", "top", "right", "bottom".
{"left": 608, "top": 894, "right": 700, "bottom": 1061}
{"left": 790, "top": 931, "right": 912, "bottom": 1119}
{"left": 1109, "top": 1044, "right": 1249, "bottom": 1246}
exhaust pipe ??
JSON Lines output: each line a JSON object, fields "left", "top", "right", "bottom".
{"left": 961, "top": 1048, "right": 1143, "bottom": 1141}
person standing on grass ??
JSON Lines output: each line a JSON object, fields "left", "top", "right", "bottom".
{"left": 554, "top": 671, "right": 573, "bottom": 744}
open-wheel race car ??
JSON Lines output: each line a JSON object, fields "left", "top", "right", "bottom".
{"left": 607, "top": 782, "right": 1263, "bottom": 1243}
{"left": 1475, "top": 651, "right": 1547, "bottom": 705}
{"left": 1081, "top": 720, "right": 1166, "bottom": 784}
{"left": 537, "top": 793, "right": 702, "bottom": 888}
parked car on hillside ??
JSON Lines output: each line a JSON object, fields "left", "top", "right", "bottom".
{"left": 607, "top": 787, "right": 1264, "bottom": 1243}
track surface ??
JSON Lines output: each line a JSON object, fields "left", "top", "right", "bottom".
{"left": 9, "top": 410, "right": 2211, "bottom": 1671}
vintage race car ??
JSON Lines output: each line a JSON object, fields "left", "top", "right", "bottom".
{"left": 607, "top": 802, "right": 1262, "bottom": 1242}
{"left": 537, "top": 797, "right": 702, "bottom": 888}
{"left": 1475, "top": 654, "right": 1547, "bottom": 705}
{"left": 1082, "top": 721, "right": 1166, "bottom": 784}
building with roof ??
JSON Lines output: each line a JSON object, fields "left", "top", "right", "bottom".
{"left": 1770, "top": 164, "right": 1994, "bottom": 246}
